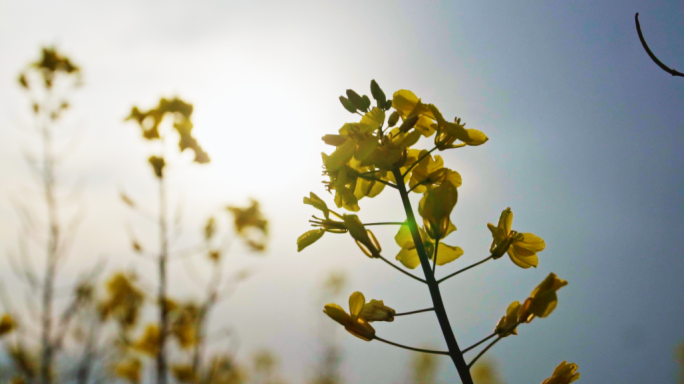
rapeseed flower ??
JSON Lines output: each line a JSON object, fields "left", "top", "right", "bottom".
{"left": 494, "top": 301, "right": 521, "bottom": 337}
{"left": 324, "top": 292, "right": 394, "bottom": 341}
{"left": 541, "top": 361, "right": 580, "bottom": 384}
{"left": 519, "top": 273, "right": 568, "bottom": 323}
{"left": 115, "top": 358, "right": 142, "bottom": 384}
{"left": 0, "top": 314, "right": 15, "bottom": 336}
{"left": 488, "top": 208, "right": 546, "bottom": 268}
{"left": 394, "top": 224, "right": 462, "bottom": 269}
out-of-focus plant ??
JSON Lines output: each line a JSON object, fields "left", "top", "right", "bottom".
{"left": 298, "top": 81, "right": 577, "bottom": 383}
{"left": 249, "top": 350, "right": 287, "bottom": 384}
{"left": 121, "top": 96, "right": 210, "bottom": 384}
{"left": 676, "top": 342, "right": 684, "bottom": 384}
{"left": 408, "top": 351, "right": 439, "bottom": 384}
{"left": 4, "top": 47, "right": 106, "bottom": 384}
{"left": 121, "top": 99, "right": 268, "bottom": 384}
{"left": 471, "top": 359, "right": 504, "bottom": 384}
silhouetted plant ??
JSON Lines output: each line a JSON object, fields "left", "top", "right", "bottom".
{"left": 122, "top": 96, "right": 210, "bottom": 384}
{"left": 635, "top": 13, "right": 684, "bottom": 78}
{"left": 298, "top": 80, "right": 578, "bottom": 384}
{"left": 3, "top": 46, "right": 105, "bottom": 384}
{"left": 120, "top": 99, "right": 268, "bottom": 384}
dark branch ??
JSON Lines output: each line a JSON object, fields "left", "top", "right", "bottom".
{"left": 635, "top": 13, "right": 684, "bottom": 77}
{"left": 374, "top": 336, "right": 450, "bottom": 355}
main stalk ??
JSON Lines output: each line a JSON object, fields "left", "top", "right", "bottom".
{"left": 392, "top": 169, "right": 473, "bottom": 384}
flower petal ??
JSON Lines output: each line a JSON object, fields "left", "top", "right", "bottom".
{"left": 434, "top": 243, "right": 464, "bottom": 266}
{"left": 516, "top": 233, "right": 546, "bottom": 252}
{"left": 396, "top": 247, "right": 421, "bottom": 269}
{"left": 323, "top": 303, "right": 351, "bottom": 326}
{"left": 297, "top": 229, "right": 325, "bottom": 252}
{"left": 349, "top": 292, "right": 366, "bottom": 318}
{"left": 507, "top": 246, "right": 538, "bottom": 269}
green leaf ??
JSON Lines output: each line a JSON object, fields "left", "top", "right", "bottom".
{"left": 370, "top": 80, "right": 387, "bottom": 106}
{"left": 339, "top": 96, "right": 357, "bottom": 113}
{"left": 346, "top": 90, "right": 368, "bottom": 112}
{"left": 399, "top": 115, "right": 419, "bottom": 132}
{"left": 361, "top": 95, "right": 372, "bottom": 111}
{"left": 387, "top": 111, "right": 399, "bottom": 127}
{"left": 297, "top": 229, "right": 325, "bottom": 252}
{"left": 303, "top": 192, "right": 329, "bottom": 219}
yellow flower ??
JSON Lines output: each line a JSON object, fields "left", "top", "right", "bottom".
{"left": 0, "top": 314, "right": 15, "bottom": 336}
{"left": 343, "top": 214, "right": 381, "bottom": 258}
{"left": 407, "top": 150, "right": 462, "bottom": 194}
{"left": 494, "top": 301, "right": 521, "bottom": 337}
{"left": 487, "top": 208, "right": 546, "bottom": 268}
{"left": 391, "top": 90, "right": 437, "bottom": 137}
{"left": 133, "top": 324, "right": 161, "bottom": 356}
{"left": 8, "top": 345, "right": 37, "bottom": 379}
{"left": 428, "top": 104, "right": 488, "bottom": 149}
{"left": 394, "top": 224, "right": 463, "bottom": 269}
{"left": 471, "top": 360, "right": 505, "bottom": 384}
{"left": 541, "top": 361, "right": 580, "bottom": 384}
{"left": 148, "top": 156, "right": 165, "bottom": 178}
{"left": 98, "top": 272, "right": 144, "bottom": 329}
{"left": 227, "top": 199, "right": 268, "bottom": 251}
{"left": 299, "top": 194, "right": 384, "bottom": 254}
{"left": 227, "top": 199, "right": 268, "bottom": 236}
{"left": 360, "top": 299, "right": 396, "bottom": 322}
{"left": 419, "top": 181, "right": 458, "bottom": 240}
{"left": 170, "top": 303, "right": 199, "bottom": 350}
{"left": 519, "top": 273, "right": 568, "bottom": 323}
{"left": 323, "top": 292, "right": 376, "bottom": 341}
{"left": 172, "top": 365, "right": 198, "bottom": 383}
{"left": 115, "top": 358, "right": 142, "bottom": 384}
{"left": 126, "top": 97, "right": 210, "bottom": 163}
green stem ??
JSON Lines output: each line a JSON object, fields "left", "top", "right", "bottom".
{"left": 402, "top": 146, "right": 438, "bottom": 178}
{"left": 407, "top": 179, "right": 428, "bottom": 193}
{"left": 432, "top": 239, "right": 439, "bottom": 274}
{"left": 374, "top": 336, "right": 449, "bottom": 355}
{"left": 358, "top": 174, "right": 397, "bottom": 189}
{"left": 392, "top": 168, "right": 473, "bottom": 384}
{"left": 363, "top": 222, "right": 404, "bottom": 226}
{"left": 461, "top": 332, "right": 497, "bottom": 354}
{"left": 395, "top": 307, "right": 434, "bottom": 317}
{"left": 437, "top": 256, "right": 493, "bottom": 285}
{"left": 378, "top": 255, "right": 426, "bottom": 284}
{"left": 468, "top": 336, "right": 502, "bottom": 368}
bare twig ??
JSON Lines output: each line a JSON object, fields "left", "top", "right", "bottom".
{"left": 635, "top": 13, "right": 684, "bottom": 77}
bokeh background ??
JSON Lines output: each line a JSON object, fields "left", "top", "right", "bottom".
{"left": 1, "top": 0, "right": 683, "bottom": 383}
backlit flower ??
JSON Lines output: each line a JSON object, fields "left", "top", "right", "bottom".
{"left": 494, "top": 301, "right": 521, "bottom": 337}
{"left": 519, "top": 273, "right": 568, "bottom": 323}
{"left": 541, "top": 361, "right": 580, "bottom": 384}
{"left": 488, "top": 208, "right": 545, "bottom": 268}
{"left": 323, "top": 292, "right": 377, "bottom": 341}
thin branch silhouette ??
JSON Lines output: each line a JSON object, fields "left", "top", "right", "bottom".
{"left": 635, "top": 13, "right": 684, "bottom": 77}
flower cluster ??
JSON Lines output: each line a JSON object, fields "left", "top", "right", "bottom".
{"left": 299, "top": 80, "right": 577, "bottom": 384}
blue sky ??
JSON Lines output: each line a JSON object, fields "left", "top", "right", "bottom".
{"left": 0, "top": 0, "right": 683, "bottom": 383}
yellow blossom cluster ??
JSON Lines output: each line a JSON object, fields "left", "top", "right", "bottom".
{"left": 299, "top": 80, "right": 577, "bottom": 384}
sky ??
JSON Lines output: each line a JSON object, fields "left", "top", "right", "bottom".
{"left": 0, "top": 0, "right": 683, "bottom": 383}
